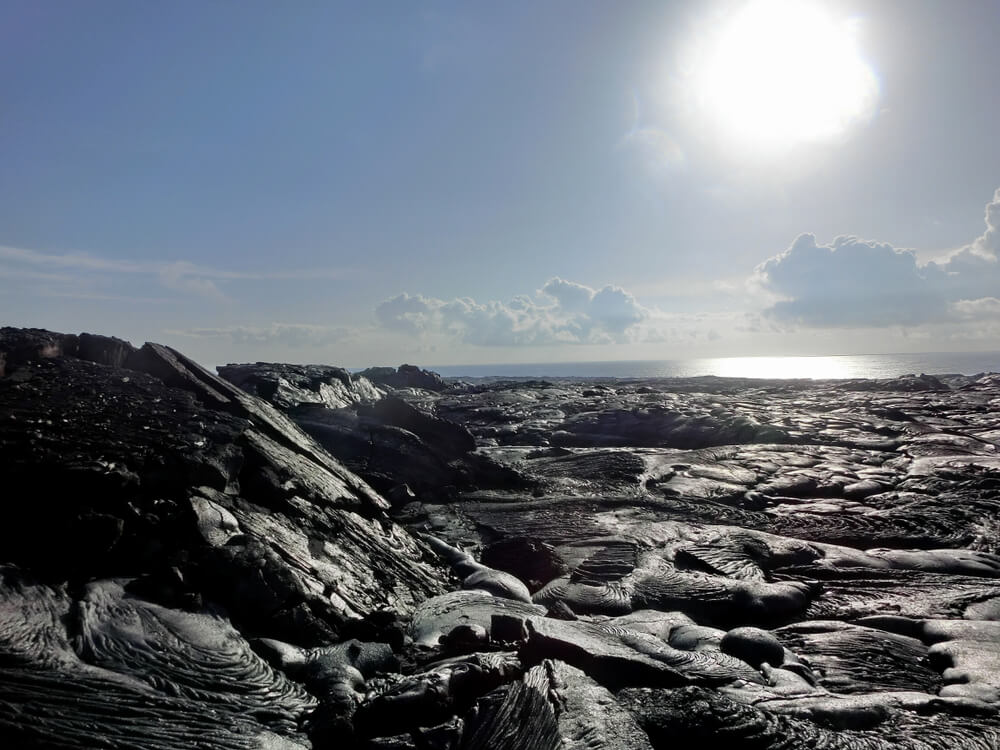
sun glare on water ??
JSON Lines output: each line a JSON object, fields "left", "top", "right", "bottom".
{"left": 710, "top": 355, "right": 855, "bottom": 380}
{"left": 685, "top": 0, "right": 879, "bottom": 150}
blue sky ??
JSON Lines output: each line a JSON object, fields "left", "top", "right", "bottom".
{"left": 2, "top": 0, "right": 999, "bottom": 367}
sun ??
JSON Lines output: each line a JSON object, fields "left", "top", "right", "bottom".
{"left": 686, "top": 0, "right": 879, "bottom": 150}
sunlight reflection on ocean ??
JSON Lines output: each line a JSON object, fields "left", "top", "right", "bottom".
{"left": 430, "top": 352, "right": 1000, "bottom": 380}
{"left": 707, "top": 356, "right": 855, "bottom": 380}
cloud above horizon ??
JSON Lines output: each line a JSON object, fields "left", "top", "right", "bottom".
{"left": 166, "top": 323, "right": 357, "bottom": 348}
{"left": 7, "top": 188, "right": 999, "bottom": 365}
{"left": 0, "top": 245, "right": 349, "bottom": 302}
{"left": 754, "top": 188, "right": 1000, "bottom": 327}
{"left": 375, "top": 278, "right": 652, "bottom": 346}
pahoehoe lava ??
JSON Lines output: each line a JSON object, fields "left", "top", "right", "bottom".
{"left": 2, "top": 325, "right": 1000, "bottom": 748}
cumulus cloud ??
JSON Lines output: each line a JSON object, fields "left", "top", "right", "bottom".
{"left": 541, "top": 278, "right": 594, "bottom": 313}
{"left": 754, "top": 234, "right": 949, "bottom": 326}
{"left": 969, "top": 187, "right": 1000, "bottom": 258}
{"left": 951, "top": 297, "right": 1000, "bottom": 321}
{"left": 374, "top": 278, "right": 651, "bottom": 346}
{"left": 753, "top": 188, "right": 1000, "bottom": 327}
{"left": 374, "top": 293, "right": 436, "bottom": 334}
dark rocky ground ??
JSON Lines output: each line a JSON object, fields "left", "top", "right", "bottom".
{"left": 3, "top": 326, "right": 1000, "bottom": 748}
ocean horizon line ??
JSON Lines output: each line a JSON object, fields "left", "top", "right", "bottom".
{"left": 208, "top": 350, "right": 1000, "bottom": 382}
{"left": 410, "top": 350, "right": 1000, "bottom": 381}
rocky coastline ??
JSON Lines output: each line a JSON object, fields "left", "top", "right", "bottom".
{"left": 2, "top": 326, "right": 1000, "bottom": 748}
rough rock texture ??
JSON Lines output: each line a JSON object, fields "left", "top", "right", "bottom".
{"left": 218, "top": 362, "right": 529, "bottom": 501}
{"left": 217, "top": 362, "right": 384, "bottom": 410}
{"left": 395, "top": 372, "right": 1000, "bottom": 746}
{"left": 356, "top": 364, "right": 450, "bottom": 392}
{"left": 3, "top": 326, "right": 1000, "bottom": 748}
{"left": 618, "top": 686, "right": 1000, "bottom": 748}
{"left": 0, "top": 326, "right": 136, "bottom": 375}
{"left": 0, "top": 340, "right": 447, "bottom": 628}
{"left": 0, "top": 328, "right": 451, "bottom": 748}
{"left": 0, "top": 568, "right": 315, "bottom": 749}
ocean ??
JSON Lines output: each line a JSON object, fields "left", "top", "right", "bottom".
{"left": 427, "top": 351, "right": 1000, "bottom": 381}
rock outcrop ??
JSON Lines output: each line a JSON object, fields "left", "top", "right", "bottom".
{"left": 2, "top": 326, "right": 1000, "bottom": 748}
{"left": 218, "top": 362, "right": 529, "bottom": 501}
{"left": 217, "top": 362, "right": 384, "bottom": 410}
{"left": 0, "top": 327, "right": 450, "bottom": 748}
{"left": 356, "top": 363, "right": 450, "bottom": 392}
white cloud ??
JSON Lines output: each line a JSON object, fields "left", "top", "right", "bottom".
{"left": 0, "top": 267, "right": 74, "bottom": 282}
{"left": 753, "top": 188, "right": 1000, "bottom": 328}
{"left": 159, "top": 262, "right": 227, "bottom": 300}
{"left": 374, "top": 277, "right": 652, "bottom": 346}
{"left": 374, "top": 293, "right": 436, "bottom": 334}
{"left": 753, "top": 234, "right": 948, "bottom": 326}
{"left": 0, "top": 244, "right": 348, "bottom": 301}
{"left": 0, "top": 245, "right": 148, "bottom": 273}
{"left": 541, "top": 278, "right": 594, "bottom": 313}
{"left": 39, "top": 289, "right": 175, "bottom": 304}
{"left": 951, "top": 297, "right": 1000, "bottom": 321}
{"left": 166, "top": 323, "right": 357, "bottom": 347}
{"left": 587, "top": 285, "right": 649, "bottom": 334}
{"left": 969, "top": 187, "right": 1000, "bottom": 259}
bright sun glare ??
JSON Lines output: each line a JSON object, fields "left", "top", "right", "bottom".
{"left": 688, "top": 0, "right": 879, "bottom": 149}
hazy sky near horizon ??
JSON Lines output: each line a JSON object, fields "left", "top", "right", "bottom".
{"left": 2, "top": 0, "right": 999, "bottom": 367}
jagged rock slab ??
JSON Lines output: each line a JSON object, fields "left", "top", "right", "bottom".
{"left": 458, "top": 666, "right": 561, "bottom": 750}
{"left": 0, "top": 337, "right": 449, "bottom": 642}
{"left": 219, "top": 362, "right": 528, "bottom": 501}
{"left": 217, "top": 361, "right": 383, "bottom": 410}
{"left": 542, "top": 660, "right": 653, "bottom": 750}
{"left": 127, "top": 342, "right": 390, "bottom": 511}
{"left": 412, "top": 658, "right": 654, "bottom": 750}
